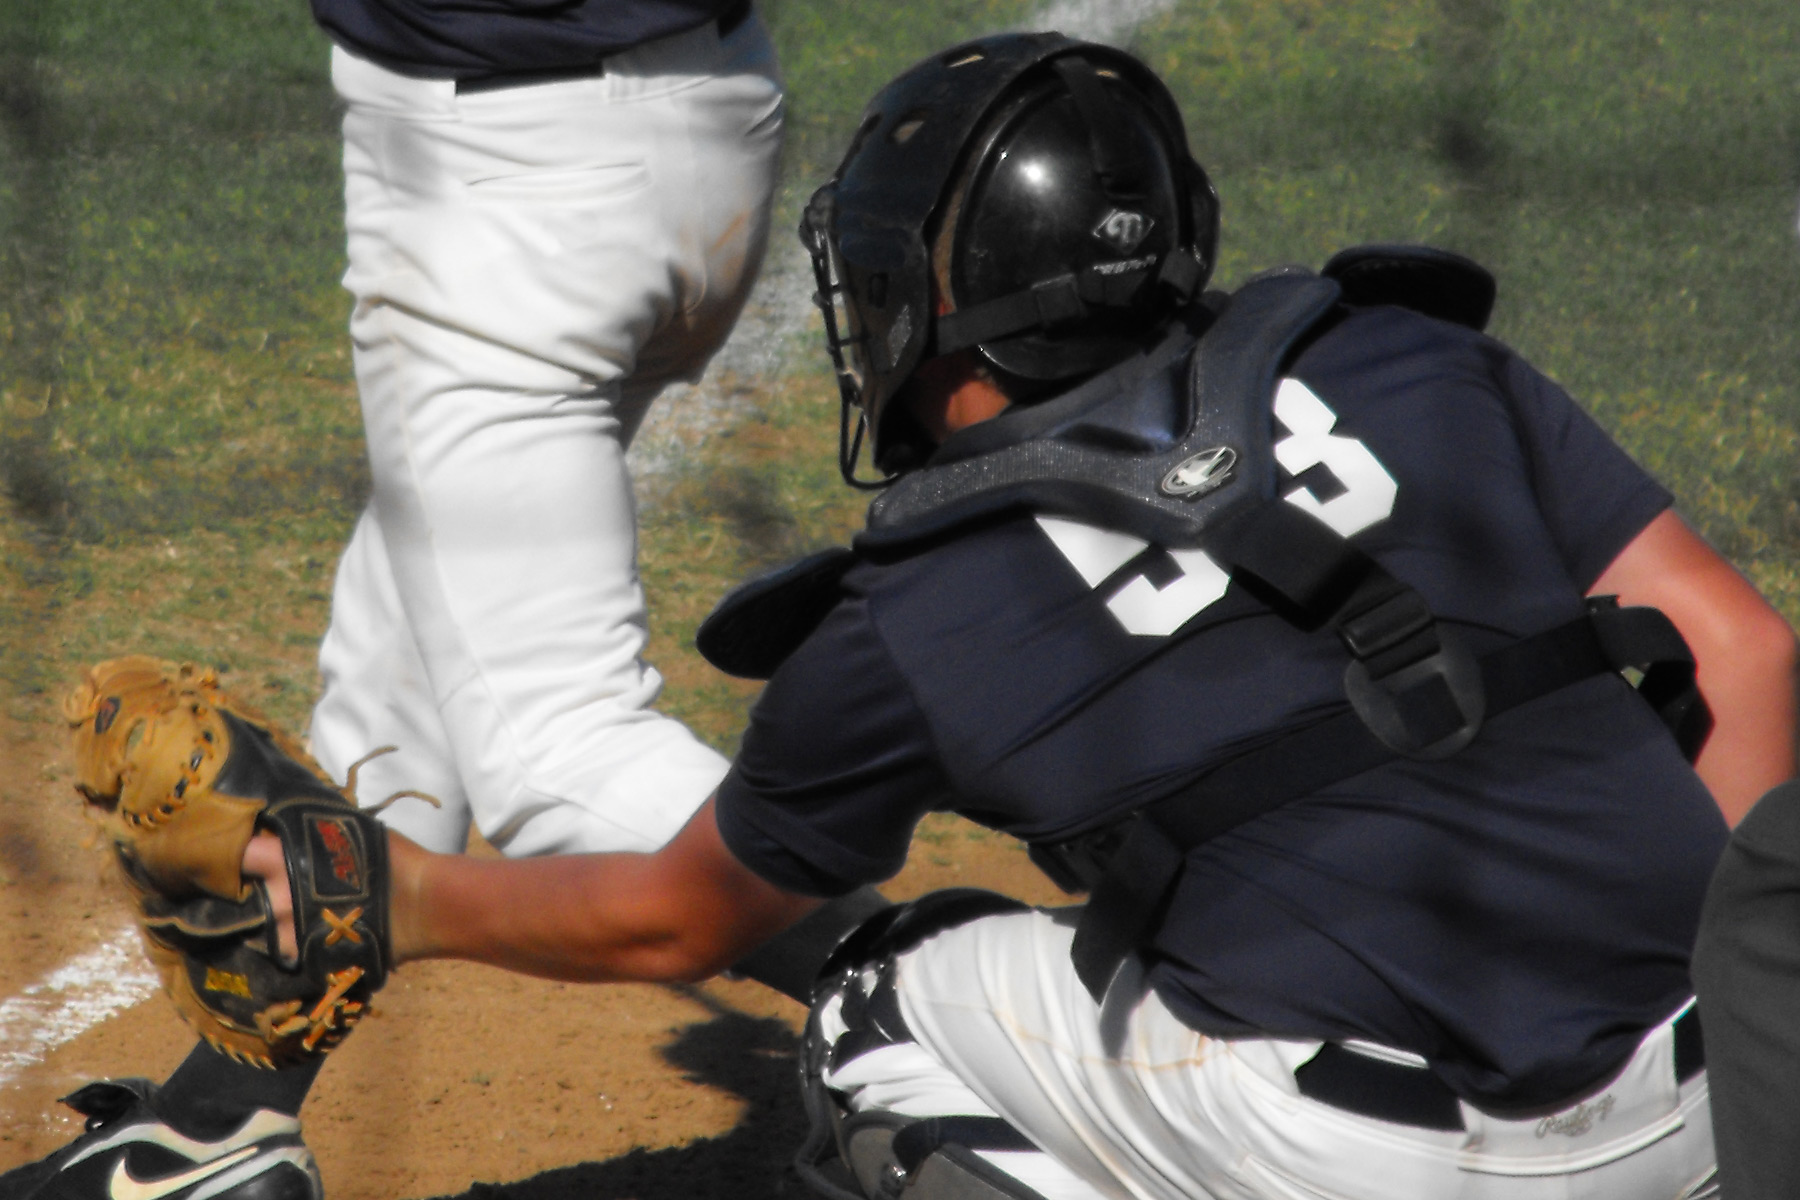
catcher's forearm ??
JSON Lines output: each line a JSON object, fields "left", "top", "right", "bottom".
{"left": 388, "top": 799, "right": 821, "bottom": 983}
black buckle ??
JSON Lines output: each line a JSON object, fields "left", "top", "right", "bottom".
{"left": 1343, "top": 628, "right": 1485, "bottom": 761}
{"left": 1586, "top": 597, "right": 1713, "bottom": 762}
{"left": 1031, "top": 276, "right": 1086, "bottom": 326}
{"left": 1337, "top": 587, "right": 1432, "bottom": 661}
{"left": 1157, "top": 247, "right": 1204, "bottom": 299}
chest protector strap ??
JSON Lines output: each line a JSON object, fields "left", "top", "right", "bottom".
{"left": 1211, "top": 498, "right": 1489, "bottom": 760}
{"left": 1059, "top": 598, "right": 1711, "bottom": 999}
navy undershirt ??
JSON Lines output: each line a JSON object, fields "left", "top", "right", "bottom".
{"left": 716, "top": 306, "right": 1727, "bottom": 1111}
{"left": 310, "top": 0, "right": 734, "bottom": 78}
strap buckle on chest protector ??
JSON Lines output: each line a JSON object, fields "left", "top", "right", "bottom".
{"left": 1214, "top": 500, "right": 1487, "bottom": 761}
{"left": 1338, "top": 584, "right": 1485, "bottom": 760}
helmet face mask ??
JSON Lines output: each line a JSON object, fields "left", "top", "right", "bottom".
{"left": 802, "top": 33, "right": 1220, "bottom": 486}
{"left": 799, "top": 192, "right": 880, "bottom": 484}
{"left": 802, "top": 183, "right": 939, "bottom": 484}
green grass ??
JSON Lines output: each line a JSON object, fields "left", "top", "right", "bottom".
{"left": 1143, "top": 0, "right": 1800, "bottom": 602}
{"left": 0, "top": 0, "right": 1796, "bottom": 750}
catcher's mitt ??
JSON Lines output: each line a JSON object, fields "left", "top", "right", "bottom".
{"left": 65, "top": 656, "right": 394, "bottom": 1067}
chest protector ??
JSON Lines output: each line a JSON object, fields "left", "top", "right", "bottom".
{"left": 698, "top": 245, "right": 1710, "bottom": 1000}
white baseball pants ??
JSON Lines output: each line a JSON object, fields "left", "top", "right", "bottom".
{"left": 308, "top": 17, "right": 783, "bottom": 855}
{"left": 833, "top": 910, "right": 1718, "bottom": 1200}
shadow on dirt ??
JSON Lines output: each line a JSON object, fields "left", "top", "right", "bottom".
{"left": 433, "top": 987, "right": 819, "bottom": 1200}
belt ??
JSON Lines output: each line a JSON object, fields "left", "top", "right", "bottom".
{"left": 1293, "top": 1007, "right": 1706, "bottom": 1132}
{"left": 456, "top": 0, "right": 752, "bottom": 95}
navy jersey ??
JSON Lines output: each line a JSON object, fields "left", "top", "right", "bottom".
{"left": 311, "top": 0, "right": 733, "bottom": 78}
{"left": 716, "top": 305, "right": 1728, "bottom": 1111}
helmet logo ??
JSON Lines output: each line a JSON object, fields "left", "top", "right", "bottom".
{"left": 1159, "top": 446, "right": 1237, "bottom": 499}
{"left": 1093, "top": 209, "right": 1155, "bottom": 255}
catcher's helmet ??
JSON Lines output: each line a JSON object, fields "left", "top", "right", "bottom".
{"left": 802, "top": 33, "right": 1220, "bottom": 484}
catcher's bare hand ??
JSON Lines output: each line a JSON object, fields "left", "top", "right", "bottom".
{"left": 243, "top": 833, "right": 298, "bottom": 963}
{"left": 248, "top": 827, "right": 435, "bottom": 967}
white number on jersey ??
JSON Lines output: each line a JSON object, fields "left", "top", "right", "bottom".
{"left": 1038, "top": 378, "right": 1398, "bottom": 636}
{"left": 1035, "top": 515, "right": 1231, "bottom": 638}
{"left": 1272, "top": 377, "right": 1397, "bottom": 537}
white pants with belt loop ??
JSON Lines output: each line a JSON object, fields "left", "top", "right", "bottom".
{"left": 841, "top": 909, "right": 1717, "bottom": 1200}
{"left": 308, "top": 17, "right": 783, "bottom": 855}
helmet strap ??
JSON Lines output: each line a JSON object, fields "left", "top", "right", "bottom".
{"left": 1051, "top": 56, "right": 1151, "bottom": 201}
{"left": 933, "top": 246, "right": 1205, "bottom": 358}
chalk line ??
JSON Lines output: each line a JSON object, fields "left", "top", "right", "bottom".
{"left": 0, "top": 927, "right": 158, "bottom": 1089}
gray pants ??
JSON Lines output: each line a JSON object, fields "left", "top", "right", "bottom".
{"left": 1693, "top": 778, "right": 1800, "bottom": 1198}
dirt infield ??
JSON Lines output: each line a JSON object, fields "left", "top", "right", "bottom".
{"left": 0, "top": 711, "right": 1065, "bottom": 1200}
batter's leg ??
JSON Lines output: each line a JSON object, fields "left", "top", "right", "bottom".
{"left": 310, "top": 507, "right": 474, "bottom": 853}
{"left": 320, "top": 18, "right": 782, "bottom": 856}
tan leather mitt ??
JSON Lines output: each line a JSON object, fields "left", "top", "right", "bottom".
{"left": 65, "top": 656, "right": 392, "bottom": 1067}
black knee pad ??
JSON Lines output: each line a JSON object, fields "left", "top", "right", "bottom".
{"left": 814, "top": 888, "right": 1031, "bottom": 1077}
{"left": 795, "top": 889, "right": 1039, "bottom": 1200}
{"left": 816, "top": 888, "right": 1032, "bottom": 988}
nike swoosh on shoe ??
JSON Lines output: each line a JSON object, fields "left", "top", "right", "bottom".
{"left": 107, "top": 1147, "right": 260, "bottom": 1200}
{"left": 66, "top": 1110, "right": 301, "bottom": 1172}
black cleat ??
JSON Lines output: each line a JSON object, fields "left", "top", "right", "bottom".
{"left": 0, "top": 1079, "right": 319, "bottom": 1200}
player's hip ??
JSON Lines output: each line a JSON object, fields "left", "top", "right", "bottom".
{"left": 890, "top": 909, "right": 1715, "bottom": 1200}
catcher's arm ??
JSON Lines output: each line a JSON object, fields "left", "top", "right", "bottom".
{"left": 1589, "top": 509, "right": 1799, "bottom": 826}
{"left": 248, "top": 797, "right": 822, "bottom": 984}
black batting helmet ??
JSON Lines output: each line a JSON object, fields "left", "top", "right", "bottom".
{"left": 801, "top": 33, "right": 1219, "bottom": 484}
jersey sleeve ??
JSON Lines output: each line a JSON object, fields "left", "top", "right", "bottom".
{"left": 716, "top": 592, "right": 950, "bottom": 897}
{"left": 1500, "top": 352, "right": 1674, "bottom": 589}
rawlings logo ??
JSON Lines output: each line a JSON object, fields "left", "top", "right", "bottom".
{"left": 1093, "top": 208, "right": 1154, "bottom": 255}
{"left": 204, "top": 968, "right": 252, "bottom": 998}
{"left": 1536, "top": 1093, "right": 1615, "bottom": 1138}
{"left": 94, "top": 696, "right": 120, "bottom": 735}
{"left": 312, "top": 818, "right": 363, "bottom": 892}
{"left": 1093, "top": 255, "right": 1155, "bottom": 277}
